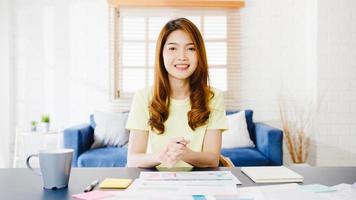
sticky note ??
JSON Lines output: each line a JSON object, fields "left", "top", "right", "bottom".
{"left": 99, "top": 178, "right": 133, "bottom": 189}
{"left": 72, "top": 190, "right": 114, "bottom": 200}
{"left": 192, "top": 195, "right": 207, "bottom": 200}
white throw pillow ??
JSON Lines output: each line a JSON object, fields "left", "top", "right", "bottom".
{"left": 222, "top": 111, "right": 255, "bottom": 148}
{"left": 91, "top": 111, "right": 130, "bottom": 149}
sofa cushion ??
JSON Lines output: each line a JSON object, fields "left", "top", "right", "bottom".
{"left": 89, "top": 114, "right": 96, "bottom": 129}
{"left": 222, "top": 111, "right": 255, "bottom": 148}
{"left": 226, "top": 110, "right": 256, "bottom": 142}
{"left": 89, "top": 111, "right": 129, "bottom": 128}
{"left": 221, "top": 147, "right": 269, "bottom": 166}
{"left": 77, "top": 147, "right": 127, "bottom": 167}
{"left": 91, "top": 111, "right": 130, "bottom": 149}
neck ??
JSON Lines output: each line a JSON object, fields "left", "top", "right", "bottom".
{"left": 169, "top": 78, "right": 190, "bottom": 100}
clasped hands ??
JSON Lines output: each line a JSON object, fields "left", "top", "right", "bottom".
{"left": 157, "top": 137, "right": 190, "bottom": 168}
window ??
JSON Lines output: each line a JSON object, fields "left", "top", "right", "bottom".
{"left": 110, "top": 8, "right": 241, "bottom": 109}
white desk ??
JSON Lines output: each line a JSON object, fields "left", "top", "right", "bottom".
{"left": 13, "top": 128, "right": 61, "bottom": 168}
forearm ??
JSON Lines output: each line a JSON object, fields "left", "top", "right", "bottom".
{"left": 127, "top": 153, "right": 161, "bottom": 168}
{"left": 182, "top": 149, "right": 220, "bottom": 168}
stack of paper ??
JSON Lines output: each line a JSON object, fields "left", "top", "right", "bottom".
{"left": 238, "top": 183, "right": 317, "bottom": 200}
{"left": 241, "top": 166, "right": 303, "bottom": 183}
{"left": 237, "top": 182, "right": 356, "bottom": 200}
{"left": 126, "top": 171, "right": 242, "bottom": 196}
{"left": 139, "top": 171, "right": 242, "bottom": 185}
{"left": 103, "top": 191, "right": 263, "bottom": 200}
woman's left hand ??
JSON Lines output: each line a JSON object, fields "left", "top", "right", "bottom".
{"left": 165, "top": 137, "right": 190, "bottom": 167}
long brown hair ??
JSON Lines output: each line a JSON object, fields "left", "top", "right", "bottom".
{"left": 148, "top": 18, "right": 213, "bottom": 134}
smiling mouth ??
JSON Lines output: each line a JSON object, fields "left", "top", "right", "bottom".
{"left": 174, "top": 64, "right": 190, "bottom": 71}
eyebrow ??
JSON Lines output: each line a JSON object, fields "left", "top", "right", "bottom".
{"left": 166, "top": 42, "right": 194, "bottom": 46}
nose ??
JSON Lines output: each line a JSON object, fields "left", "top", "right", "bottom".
{"left": 177, "top": 49, "right": 188, "bottom": 61}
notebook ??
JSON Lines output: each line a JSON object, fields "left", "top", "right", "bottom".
{"left": 241, "top": 166, "right": 303, "bottom": 183}
{"left": 99, "top": 178, "right": 133, "bottom": 189}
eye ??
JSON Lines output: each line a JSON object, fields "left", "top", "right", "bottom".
{"left": 188, "top": 47, "right": 196, "bottom": 51}
{"left": 168, "top": 47, "right": 176, "bottom": 51}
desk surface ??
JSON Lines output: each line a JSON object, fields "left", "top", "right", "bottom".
{"left": 1, "top": 167, "right": 356, "bottom": 200}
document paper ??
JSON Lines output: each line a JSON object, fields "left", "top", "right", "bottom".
{"left": 125, "top": 171, "right": 242, "bottom": 196}
{"left": 139, "top": 171, "right": 242, "bottom": 184}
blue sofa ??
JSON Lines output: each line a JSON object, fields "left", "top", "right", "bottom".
{"left": 63, "top": 110, "right": 283, "bottom": 167}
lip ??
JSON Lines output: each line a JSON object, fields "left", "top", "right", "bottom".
{"left": 174, "top": 64, "right": 190, "bottom": 71}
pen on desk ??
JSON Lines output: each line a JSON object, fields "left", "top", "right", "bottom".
{"left": 84, "top": 179, "right": 99, "bottom": 193}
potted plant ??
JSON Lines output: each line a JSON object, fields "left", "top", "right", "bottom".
{"left": 30, "top": 120, "right": 37, "bottom": 132}
{"left": 278, "top": 98, "right": 319, "bottom": 165}
{"left": 40, "top": 115, "right": 50, "bottom": 132}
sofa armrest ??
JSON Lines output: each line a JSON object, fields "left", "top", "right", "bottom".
{"left": 63, "top": 124, "right": 94, "bottom": 167}
{"left": 255, "top": 122, "right": 283, "bottom": 166}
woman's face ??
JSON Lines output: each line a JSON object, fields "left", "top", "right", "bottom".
{"left": 162, "top": 30, "right": 198, "bottom": 82}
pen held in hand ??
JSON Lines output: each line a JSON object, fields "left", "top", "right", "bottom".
{"left": 84, "top": 179, "right": 99, "bottom": 193}
{"left": 176, "top": 138, "right": 189, "bottom": 146}
{"left": 176, "top": 141, "right": 186, "bottom": 146}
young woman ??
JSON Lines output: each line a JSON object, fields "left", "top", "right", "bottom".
{"left": 125, "top": 18, "right": 228, "bottom": 168}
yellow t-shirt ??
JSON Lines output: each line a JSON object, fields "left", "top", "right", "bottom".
{"left": 125, "top": 87, "right": 228, "bottom": 167}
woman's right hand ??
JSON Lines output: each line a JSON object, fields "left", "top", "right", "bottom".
{"left": 157, "top": 137, "right": 190, "bottom": 167}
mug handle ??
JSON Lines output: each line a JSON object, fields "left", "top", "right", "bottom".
{"left": 26, "top": 154, "right": 42, "bottom": 176}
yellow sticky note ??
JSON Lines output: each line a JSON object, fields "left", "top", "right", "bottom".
{"left": 99, "top": 178, "right": 133, "bottom": 189}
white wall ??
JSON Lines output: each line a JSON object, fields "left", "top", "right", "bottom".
{"left": 0, "top": 0, "right": 14, "bottom": 167}
{"left": 13, "top": 0, "right": 109, "bottom": 130}
{"left": 0, "top": 0, "right": 10, "bottom": 167}
{"left": 240, "top": 0, "right": 318, "bottom": 121}
{"left": 0, "top": 0, "right": 110, "bottom": 167}
{"left": 240, "top": 0, "right": 318, "bottom": 164}
{"left": 316, "top": 0, "right": 356, "bottom": 166}
{"left": 240, "top": 0, "right": 356, "bottom": 166}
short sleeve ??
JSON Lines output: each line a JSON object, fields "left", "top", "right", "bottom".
{"left": 206, "top": 89, "right": 228, "bottom": 130}
{"left": 125, "top": 89, "right": 150, "bottom": 131}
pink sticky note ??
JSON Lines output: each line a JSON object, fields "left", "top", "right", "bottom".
{"left": 72, "top": 190, "right": 114, "bottom": 200}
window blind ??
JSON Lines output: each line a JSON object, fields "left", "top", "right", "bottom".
{"left": 110, "top": 8, "right": 241, "bottom": 110}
